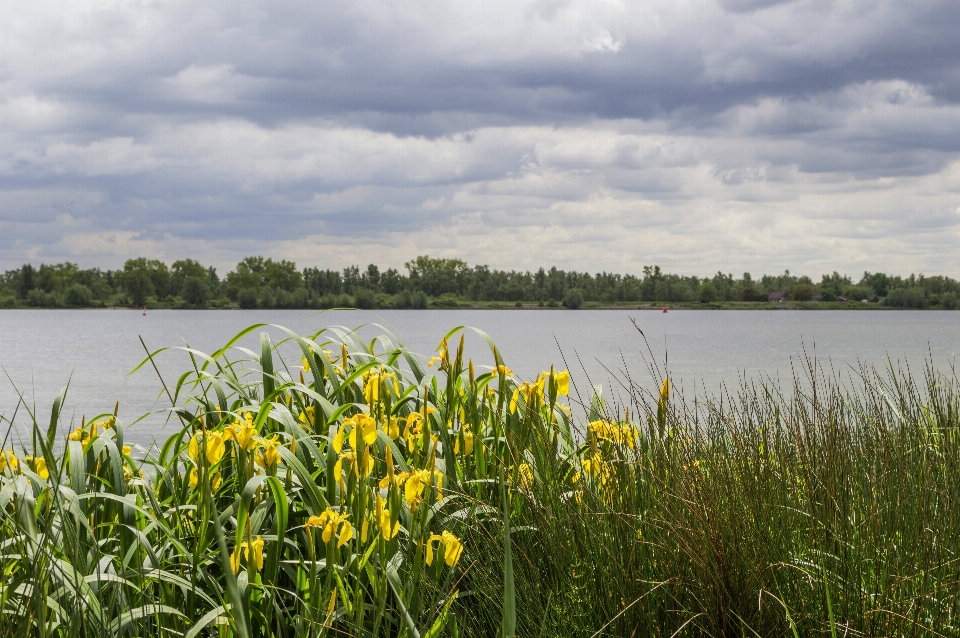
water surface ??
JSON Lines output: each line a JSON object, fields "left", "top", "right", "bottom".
{"left": 0, "top": 309, "right": 957, "bottom": 445}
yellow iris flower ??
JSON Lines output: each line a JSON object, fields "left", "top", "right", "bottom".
{"left": 404, "top": 413, "right": 423, "bottom": 449}
{"left": 0, "top": 450, "right": 17, "bottom": 473}
{"left": 491, "top": 364, "right": 512, "bottom": 377}
{"left": 189, "top": 468, "right": 222, "bottom": 491}
{"left": 306, "top": 508, "right": 353, "bottom": 547}
{"left": 453, "top": 429, "right": 474, "bottom": 456}
{"left": 230, "top": 536, "right": 265, "bottom": 573}
{"left": 256, "top": 435, "right": 281, "bottom": 469}
{"left": 24, "top": 455, "right": 49, "bottom": 480}
{"left": 335, "top": 447, "right": 374, "bottom": 479}
{"left": 375, "top": 494, "right": 400, "bottom": 540}
{"left": 333, "top": 414, "right": 378, "bottom": 454}
{"left": 425, "top": 530, "right": 464, "bottom": 568}
{"left": 298, "top": 406, "right": 316, "bottom": 430}
{"left": 403, "top": 468, "right": 436, "bottom": 507}
{"left": 552, "top": 369, "right": 570, "bottom": 396}
{"left": 225, "top": 422, "right": 258, "bottom": 451}
{"left": 386, "top": 416, "right": 401, "bottom": 439}
{"left": 188, "top": 431, "right": 226, "bottom": 466}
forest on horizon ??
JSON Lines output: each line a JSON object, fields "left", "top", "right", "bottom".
{"left": 0, "top": 255, "right": 956, "bottom": 310}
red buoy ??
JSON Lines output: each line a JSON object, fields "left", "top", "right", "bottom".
{"left": 662, "top": 307, "right": 668, "bottom": 313}
{"left": 143, "top": 305, "right": 147, "bottom": 316}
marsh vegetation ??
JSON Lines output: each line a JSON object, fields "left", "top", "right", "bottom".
{"left": 0, "top": 323, "right": 958, "bottom": 636}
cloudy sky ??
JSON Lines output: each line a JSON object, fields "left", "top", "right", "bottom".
{"left": 2, "top": 0, "right": 960, "bottom": 277}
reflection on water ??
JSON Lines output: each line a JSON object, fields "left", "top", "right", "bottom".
{"left": 0, "top": 308, "right": 958, "bottom": 445}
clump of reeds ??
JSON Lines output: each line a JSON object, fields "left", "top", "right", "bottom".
{"left": 0, "top": 324, "right": 958, "bottom": 637}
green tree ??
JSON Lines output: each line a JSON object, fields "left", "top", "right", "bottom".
{"left": 791, "top": 283, "right": 814, "bottom": 301}
{"left": 17, "top": 264, "right": 36, "bottom": 298}
{"left": 562, "top": 288, "right": 584, "bottom": 309}
{"left": 227, "top": 256, "right": 301, "bottom": 292}
{"left": 699, "top": 281, "right": 718, "bottom": 303}
{"left": 740, "top": 284, "right": 763, "bottom": 302}
{"left": 182, "top": 277, "right": 210, "bottom": 306}
{"left": 124, "top": 271, "right": 154, "bottom": 306}
{"left": 64, "top": 283, "right": 93, "bottom": 307}
{"left": 122, "top": 258, "right": 170, "bottom": 301}
{"left": 405, "top": 256, "right": 470, "bottom": 296}
{"left": 171, "top": 259, "right": 209, "bottom": 295}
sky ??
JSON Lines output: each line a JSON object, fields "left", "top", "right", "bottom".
{"left": 2, "top": 0, "right": 960, "bottom": 278}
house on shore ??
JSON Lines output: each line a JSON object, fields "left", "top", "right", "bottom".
{"left": 768, "top": 291, "right": 788, "bottom": 302}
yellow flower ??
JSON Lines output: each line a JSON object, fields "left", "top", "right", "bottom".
{"left": 580, "top": 454, "right": 610, "bottom": 486}
{"left": 306, "top": 508, "right": 353, "bottom": 547}
{"left": 0, "top": 450, "right": 15, "bottom": 473}
{"left": 298, "top": 406, "right": 316, "bottom": 430}
{"left": 335, "top": 447, "right": 374, "bottom": 479}
{"left": 379, "top": 470, "right": 409, "bottom": 490}
{"left": 189, "top": 468, "right": 222, "bottom": 491}
{"left": 256, "top": 435, "right": 281, "bottom": 469}
{"left": 659, "top": 377, "right": 670, "bottom": 403}
{"left": 225, "top": 422, "right": 258, "bottom": 451}
{"left": 67, "top": 427, "right": 89, "bottom": 442}
{"left": 588, "top": 420, "right": 639, "bottom": 449}
{"left": 333, "top": 414, "right": 378, "bottom": 454}
{"left": 386, "top": 416, "right": 401, "bottom": 439}
{"left": 425, "top": 530, "right": 464, "bottom": 568}
{"left": 515, "top": 463, "right": 533, "bottom": 489}
{"left": 404, "top": 413, "right": 423, "bottom": 449}
{"left": 375, "top": 494, "right": 400, "bottom": 540}
{"left": 509, "top": 381, "right": 541, "bottom": 414}
{"left": 34, "top": 456, "right": 49, "bottom": 480}
{"left": 188, "top": 431, "right": 226, "bottom": 465}
{"left": 363, "top": 370, "right": 381, "bottom": 403}
{"left": 454, "top": 429, "right": 474, "bottom": 456}
{"left": 230, "top": 536, "right": 265, "bottom": 573}
{"left": 553, "top": 369, "right": 570, "bottom": 396}
{"left": 491, "top": 364, "right": 512, "bottom": 377}
{"left": 403, "top": 468, "right": 434, "bottom": 507}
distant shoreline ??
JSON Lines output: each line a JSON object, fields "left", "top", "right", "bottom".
{"left": 0, "top": 301, "right": 945, "bottom": 311}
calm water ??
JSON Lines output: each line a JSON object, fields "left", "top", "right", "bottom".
{"left": 1, "top": 308, "right": 958, "bottom": 445}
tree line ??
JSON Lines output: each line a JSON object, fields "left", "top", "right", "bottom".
{"left": 0, "top": 255, "right": 957, "bottom": 309}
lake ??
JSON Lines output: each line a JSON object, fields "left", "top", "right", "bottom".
{"left": 1, "top": 308, "right": 958, "bottom": 445}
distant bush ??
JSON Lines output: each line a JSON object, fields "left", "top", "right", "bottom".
{"left": 843, "top": 285, "right": 874, "bottom": 302}
{"left": 27, "top": 289, "right": 57, "bottom": 307}
{"left": 0, "top": 296, "right": 16, "bottom": 308}
{"left": 182, "top": 277, "right": 210, "bottom": 306}
{"left": 791, "top": 283, "right": 814, "bottom": 302}
{"left": 941, "top": 292, "right": 958, "bottom": 309}
{"left": 884, "top": 287, "right": 927, "bottom": 308}
{"left": 64, "top": 283, "right": 93, "bottom": 307}
{"left": 353, "top": 288, "right": 376, "bottom": 309}
{"left": 237, "top": 288, "right": 258, "bottom": 309}
{"left": 699, "top": 282, "right": 717, "bottom": 303}
{"left": 563, "top": 288, "right": 584, "bottom": 309}
{"left": 740, "top": 285, "right": 764, "bottom": 302}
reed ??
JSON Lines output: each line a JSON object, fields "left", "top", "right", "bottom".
{"left": 0, "top": 323, "right": 958, "bottom": 637}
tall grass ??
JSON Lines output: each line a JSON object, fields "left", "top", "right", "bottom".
{"left": 1, "top": 323, "right": 959, "bottom": 636}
